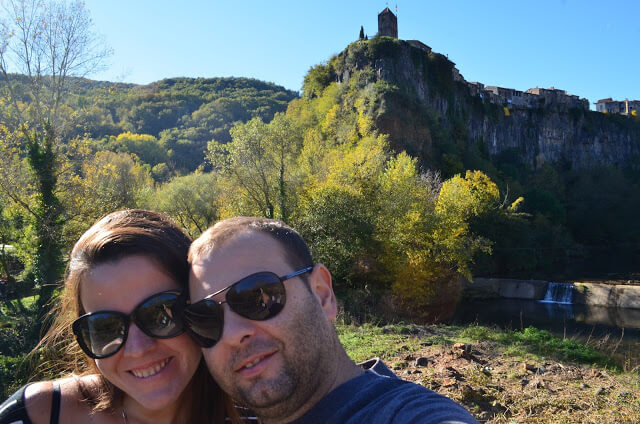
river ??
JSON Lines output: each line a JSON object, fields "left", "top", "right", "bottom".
{"left": 449, "top": 298, "right": 640, "bottom": 367}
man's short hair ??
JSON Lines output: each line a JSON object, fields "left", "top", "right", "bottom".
{"left": 189, "top": 217, "right": 314, "bottom": 272}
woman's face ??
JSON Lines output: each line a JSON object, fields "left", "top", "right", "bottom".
{"left": 79, "top": 255, "right": 201, "bottom": 412}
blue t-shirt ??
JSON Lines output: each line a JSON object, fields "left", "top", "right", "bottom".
{"left": 290, "top": 358, "right": 480, "bottom": 424}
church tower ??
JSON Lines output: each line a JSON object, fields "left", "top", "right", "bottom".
{"left": 378, "top": 7, "right": 398, "bottom": 38}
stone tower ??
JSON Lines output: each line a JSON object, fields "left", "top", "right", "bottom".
{"left": 378, "top": 7, "right": 398, "bottom": 38}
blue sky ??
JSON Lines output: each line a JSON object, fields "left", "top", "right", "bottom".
{"left": 85, "top": 1, "right": 639, "bottom": 108}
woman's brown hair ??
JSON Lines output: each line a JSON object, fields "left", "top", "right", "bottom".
{"left": 38, "top": 209, "right": 240, "bottom": 423}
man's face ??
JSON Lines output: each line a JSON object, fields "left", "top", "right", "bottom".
{"left": 189, "top": 231, "right": 337, "bottom": 417}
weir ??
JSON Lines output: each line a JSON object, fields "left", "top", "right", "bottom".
{"left": 540, "top": 282, "right": 574, "bottom": 304}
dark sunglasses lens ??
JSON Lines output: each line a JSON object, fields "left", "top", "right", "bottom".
{"left": 184, "top": 300, "right": 223, "bottom": 347}
{"left": 75, "top": 313, "right": 126, "bottom": 358}
{"left": 227, "top": 273, "right": 286, "bottom": 320}
{"left": 136, "top": 292, "right": 182, "bottom": 338}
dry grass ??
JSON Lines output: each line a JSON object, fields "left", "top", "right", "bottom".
{"left": 338, "top": 323, "right": 640, "bottom": 423}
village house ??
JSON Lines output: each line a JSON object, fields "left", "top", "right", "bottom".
{"left": 525, "top": 87, "right": 589, "bottom": 110}
{"left": 485, "top": 86, "right": 536, "bottom": 108}
{"left": 595, "top": 98, "right": 640, "bottom": 116}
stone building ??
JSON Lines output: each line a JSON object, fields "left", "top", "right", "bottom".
{"left": 406, "top": 40, "right": 431, "bottom": 54}
{"left": 596, "top": 98, "right": 640, "bottom": 116}
{"left": 484, "top": 86, "right": 537, "bottom": 108}
{"left": 525, "top": 87, "right": 589, "bottom": 110}
{"left": 468, "top": 82, "right": 485, "bottom": 97}
{"left": 378, "top": 7, "right": 398, "bottom": 38}
{"left": 467, "top": 83, "right": 588, "bottom": 110}
{"left": 452, "top": 67, "right": 465, "bottom": 83}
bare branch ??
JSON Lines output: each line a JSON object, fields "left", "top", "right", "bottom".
{"left": 0, "top": 0, "right": 111, "bottom": 131}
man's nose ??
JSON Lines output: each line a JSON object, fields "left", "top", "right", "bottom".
{"left": 122, "top": 323, "right": 155, "bottom": 357}
{"left": 219, "top": 304, "right": 256, "bottom": 347}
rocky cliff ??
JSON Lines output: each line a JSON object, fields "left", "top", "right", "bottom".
{"left": 329, "top": 38, "right": 640, "bottom": 170}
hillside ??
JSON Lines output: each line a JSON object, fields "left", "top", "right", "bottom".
{"left": 299, "top": 37, "right": 640, "bottom": 278}
{"left": 323, "top": 37, "right": 640, "bottom": 172}
{"left": 0, "top": 75, "right": 298, "bottom": 172}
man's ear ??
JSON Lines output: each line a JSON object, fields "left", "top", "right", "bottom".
{"left": 308, "top": 263, "right": 337, "bottom": 321}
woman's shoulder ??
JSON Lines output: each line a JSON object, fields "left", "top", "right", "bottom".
{"left": 23, "top": 381, "right": 56, "bottom": 424}
{"left": 0, "top": 381, "right": 57, "bottom": 424}
{"left": 21, "top": 375, "right": 103, "bottom": 424}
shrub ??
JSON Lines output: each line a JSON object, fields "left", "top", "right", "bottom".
{"left": 0, "top": 355, "right": 30, "bottom": 399}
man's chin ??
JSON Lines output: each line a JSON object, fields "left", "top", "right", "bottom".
{"left": 237, "top": 375, "right": 296, "bottom": 410}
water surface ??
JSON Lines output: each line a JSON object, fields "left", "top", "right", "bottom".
{"left": 449, "top": 299, "right": 640, "bottom": 363}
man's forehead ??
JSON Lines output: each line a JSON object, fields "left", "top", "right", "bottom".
{"left": 193, "top": 230, "right": 281, "bottom": 264}
{"left": 190, "top": 231, "right": 287, "bottom": 290}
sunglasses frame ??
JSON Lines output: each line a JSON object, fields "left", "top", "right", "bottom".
{"left": 184, "top": 266, "right": 313, "bottom": 347}
{"left": 72, "top": 289, "right": 184, "bottom": 359}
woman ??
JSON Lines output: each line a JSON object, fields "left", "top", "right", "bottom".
{"left": 0, "top": 209, "right": 240, "bottom": 424}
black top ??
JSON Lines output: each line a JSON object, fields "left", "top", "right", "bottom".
{"left": 0, "top": 384, "right": 257, "bottom": 424}
{"left": 0, "top": 383, "right": 60, "bottom": 424}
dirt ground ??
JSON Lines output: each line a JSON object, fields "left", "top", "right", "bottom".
{"left": 388, "top": 337, "right": 640, "bottom": 423}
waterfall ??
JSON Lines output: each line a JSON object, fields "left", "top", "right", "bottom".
{"left": 540, "top": 282, "right": 574, "bottom": 304}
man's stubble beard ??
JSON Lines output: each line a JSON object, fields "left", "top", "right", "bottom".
{"left": 214, "top": 294, "right": 338, "bottom": 421}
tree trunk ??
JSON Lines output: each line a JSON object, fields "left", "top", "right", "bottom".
{"left": 25, "top": 124, "right": 64, "bottom": 332}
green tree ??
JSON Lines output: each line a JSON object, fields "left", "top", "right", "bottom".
{"left": 207, "top": 113, "right": 302, "bottom": 221}
{"left": 295, "top": 184, "right": 375, "bottom": 291}
{"left": 0, "top": 0, "right": 109, "bottom": 327}
{"left": 0, "top": 200, "right": 25, "bottom": 312}
{"left": 151, "top": 172, "right": 220, "bottom": 238}
{"left": 24, "top": 124, "right": 64, "bottom": 317}
{"left": 0, "top": 123, "right": 65, "bottom": 320}
{"left": 302, "top": 63, "right": 334, "bottom": 99}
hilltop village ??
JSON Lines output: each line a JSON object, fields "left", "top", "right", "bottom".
{"left": 367, "top": 8, "right": 639, "bottom": 116}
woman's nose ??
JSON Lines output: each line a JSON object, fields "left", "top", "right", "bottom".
{"left": 122, "top": 323, "right": 155, "bottom": 357}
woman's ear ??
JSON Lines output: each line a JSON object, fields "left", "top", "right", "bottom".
{"left": 308, "top": 263, "right": 337, "bottom": 321}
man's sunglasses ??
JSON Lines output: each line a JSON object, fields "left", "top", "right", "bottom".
{"left": 72, "top": 290, "right": 184, "bottom": 359}
{"left": 182, "top": 266, "right": 313, "bottom": 348}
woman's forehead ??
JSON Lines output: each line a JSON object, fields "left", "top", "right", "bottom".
{"left": 79, "top": 255, "right": 178, "bottom": 313}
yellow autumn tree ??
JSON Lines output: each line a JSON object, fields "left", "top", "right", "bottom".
{"left": 389, "top": 170, "right": 496, "bottom": 317}
{"left": 74, "top": 151, "right": 153, "bottom": 222}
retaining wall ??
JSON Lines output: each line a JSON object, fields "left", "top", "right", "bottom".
{"left": 573, "top": 282, "right": 640, "bottom": 309}
{"left": 465, "top": 278, "right": 640, "bottom": 309}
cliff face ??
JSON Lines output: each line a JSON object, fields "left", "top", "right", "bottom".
{"left": 331, "top": 39, "right": 640, "bottom": 169}
{"left": 473, "top": 109, "right": 640, "bottom": 169}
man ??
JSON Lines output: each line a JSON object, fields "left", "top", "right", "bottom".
{"left": 186, "top": 217, "right": 479, "bottom": 424}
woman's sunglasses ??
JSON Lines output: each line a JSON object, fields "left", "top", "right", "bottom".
{"left": 72, "top": 290, "right": 184, "bottom": 359}
{"left": 182, "top": 266, "right": 313, "bottom": 348}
